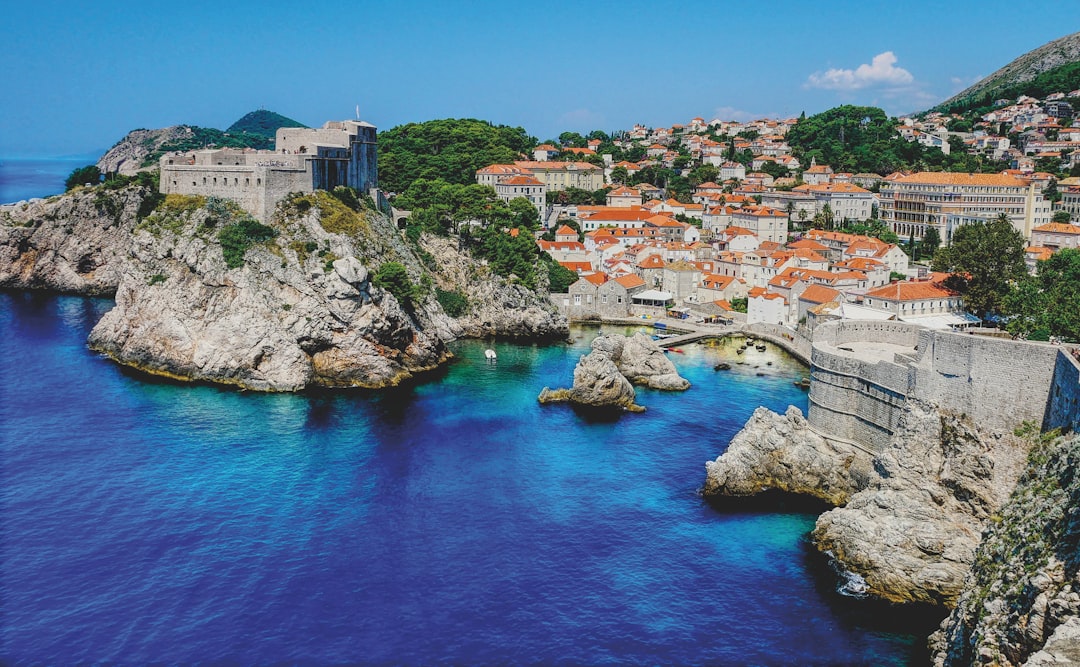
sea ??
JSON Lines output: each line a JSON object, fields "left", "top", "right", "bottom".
{"left": 0, "top": 155, "right": 100, "bottom": 205}
{"left": 0, "top": 160, "right": 944, "bottom": 665}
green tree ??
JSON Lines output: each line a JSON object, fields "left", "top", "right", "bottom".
{"left": 610, "top": 166, "right": 629, "bottom": 184}
{"left": 508, "top": 197, "right": 540, "bottom": 231}
{"left": 1052, "top": 210, "right": 1072, "bottom": 223}
{"left": 1004, "top": 248, "right": 1080, "bottom": 341}
{"left": 931, "top": 214, "right": 1027, "bottom": 317}
{"left": 373, "top": 262, "right": 420, "bottom": 309}
{"left": 378, "top": 119, "right": 535, "bottom": 193}
{"left": 922, "top": 226, "right": 942, "bottom": 258}
{"left": 65, "top": 165, "right": 102, "bottom": 191}
{"left": 546, "top": 259, "right": 578, "bottom": 293}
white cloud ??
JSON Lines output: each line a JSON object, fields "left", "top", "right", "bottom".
{"left": 806, "top": 52, "right": 915, "bottom": 91}
{"left": 711, "top": 106, "right": 757, "bottom": 122}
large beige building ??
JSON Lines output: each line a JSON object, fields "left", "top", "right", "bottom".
{"left": 879, "top": 172, "right": 1050, "bottom": 241}
{"left": 475, "top": 161, "right": 604, "bottom": 193}
{"left": 160, "top": 120, "right": 378, "bottom": 221}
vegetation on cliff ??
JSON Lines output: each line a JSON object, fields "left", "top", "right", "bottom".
{"left": 377, "top": 118, "right": 535, "bottom": 193}
{"left": 931, "top": 429, "right": 1080, "bottom": 666}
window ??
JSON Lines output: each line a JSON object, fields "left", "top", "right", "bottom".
{"left": 601, "top": 294, "right": 608, "bottom": 304}
{"left": 574, "top": 294, "right": 581, "bottom": 305}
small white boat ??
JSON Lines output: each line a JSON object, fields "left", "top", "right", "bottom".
{"left": 484, "top": 348, "right": 497, "bottom": 361}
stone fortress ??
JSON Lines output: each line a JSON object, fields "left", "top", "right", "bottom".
{"left": 805, "top": 320, "right": 1080, "bottom": 451}
{"left": 158, "top": 120, "right": 378, "bottom": 221}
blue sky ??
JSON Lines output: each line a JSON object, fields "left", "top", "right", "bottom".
{"left": 0, "top": 1, "right": 1072, "bottom": 157}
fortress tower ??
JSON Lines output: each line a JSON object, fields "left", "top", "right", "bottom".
{"left": 159, "top": 119, "right": 378, "bottom": 221}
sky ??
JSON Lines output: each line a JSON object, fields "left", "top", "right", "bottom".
{"left": 0, "top": 1, "right": 1073, "bottom": 157}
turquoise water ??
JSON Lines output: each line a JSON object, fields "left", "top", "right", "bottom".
{"left": 0, "top": 292, "right": 940, "bottom": 664}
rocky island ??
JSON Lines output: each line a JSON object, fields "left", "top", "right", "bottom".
{"left": 538, "top": 332, "right": 689, "bottom": 411}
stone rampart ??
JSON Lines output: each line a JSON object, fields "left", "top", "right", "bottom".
{"left": 807, "top": 321, "right": 1078, "bottom": 452}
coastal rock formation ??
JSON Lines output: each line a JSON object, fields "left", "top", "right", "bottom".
{"left": 87, "top": 193, "right": 448, "bottom": 390}
{"left": 705, "top": 398, "right": 1033, "bottom": 607}
{"left": 96, "top": 126, "right": 202, "bottom": 175}
{"left": 702, "top": 405, "right": 873, "bottom": 506}
{"left": 538, "top": 350, "right": 643, "bottom": 412}
{"left": 419, "top": 235, "right": 567, "bottom": 341}
{"left": 593, "top": 333, "right": 691, "bottom": 391}
{"left": 0, "top": 186, "right": 150, "bottom": 295}
{"left": 813, "top": 403, "right": 1031, "bottom": 606}
{"left": 537, "top": 333, "right": 686, "bottom": 411}
{"left": 929, "top": 434, "right": 1080, "bottom": 666}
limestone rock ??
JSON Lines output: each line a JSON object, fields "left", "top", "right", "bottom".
{"left": 86, "top": 195, "right": 448, "bottom": 391}
{"left": 539, "top": 348, "right": 643, "bottom": 412}
{"left": 703, "top": 405, "right": 873, "bottom": 506}
{"left": 929, "top": 434, "right": 1080, "bottom": 666}
{"left": 418, "top": 235, "right": 567, "bottom": 342}
{"left": 813, "top": 403, "right": 1031, "bottom": 606}
{"left": 97, "top": 126, "right": 199, "bottom": 175}
{"left": 598, "top": 332, "right": 690, "bottom": 391}
{"left": 0, "top": 187, "right": 149, "bottom": 295}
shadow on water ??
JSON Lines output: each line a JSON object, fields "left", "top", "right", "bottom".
{"left": 567, "top": 402, "right": 639, "bottom": 424}
{"left": 800, "top": 536, "right": 948, "bottom": 664}
{"left": 700, "top": 488, "right": 834, "bottom": 515}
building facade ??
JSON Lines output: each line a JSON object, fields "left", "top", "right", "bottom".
{"left": 160, "top": 120, "right": 378, "bottom": 221}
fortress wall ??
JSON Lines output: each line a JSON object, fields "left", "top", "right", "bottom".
{"left": 1044, "top": 350, "right": 1080, "bottom": 433}
{"left": 808, "top": 345, "right": 911, "bottom": 452}
{"left": 814, "top": 320, "right": 922, "bottom": 349}
{"left": 910, "top": 331, "right": 1060, "bottom": 435}
{"left": 161, "top": 164, "right": 313, "bottom": 222}
{"left": 805, "top": 320, "right": 1069, "bottom": 450}
{"left": 260, "top": 167, "right": 314, "bottom": 221}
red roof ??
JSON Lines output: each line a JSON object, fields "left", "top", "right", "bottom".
{"left": 799, "top": 284, "right": 841, "bottom": 304}
{"left": 864, "top": 280, "right": 957, "bottom": 302}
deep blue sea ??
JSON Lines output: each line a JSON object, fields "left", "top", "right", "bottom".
{"left": 0, "top": 156, "right": 97, "bottom": 204}
{"left": 0, "top": 289, "right": 944, "bottom": 666}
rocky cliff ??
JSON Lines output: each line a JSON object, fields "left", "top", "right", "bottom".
{"left": 418, "top": 235, "right": 567, "bottom": 341}
{"left": 0, "top": 186, "right": 152, "bottom": 295}
{"left": 86, "top": 192, "right": 449, "bottom": 390}
{"left": 930, "top": 433, "right": 1080, "bottom": 666}
{"left": 704, "top": 401, "right": 1031, "bottom": 606}
{"left": 96, "top": 126, "right": 200, "bottom": 175}
{"left": 813, "top": 402, "right": 1031, "bottom": 606}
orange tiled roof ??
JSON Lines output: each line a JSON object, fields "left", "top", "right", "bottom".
{"left": 886, "top": 172, "right": 1029, "bottom": 187}
{"left": 864, "top": 280, "right": 958, "bottom": 301}
{"left": 1033, "top": 222, "right": 1080, "bottom": 234}
{"left": 800, "top": 284, "right": 841, "bottom": 304}
{"left": 614, "top": 274, "right": 646, "bottom": 289}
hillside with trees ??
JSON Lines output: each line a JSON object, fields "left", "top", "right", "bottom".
{"left": 786, "top": 105, "right": 1006, "bottom": 175}
{"left": 225, "top": 109, "right": 306, "bottom": 140}
{"left": 934, "top": 31, "right": 1080, "bottom": 114}
{"left": 377, "top": 119, "right": 535, "bottom": 194}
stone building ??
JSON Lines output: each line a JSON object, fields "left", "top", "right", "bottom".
{"left": 159, "top": 120, "right": 378, "bottom": 221}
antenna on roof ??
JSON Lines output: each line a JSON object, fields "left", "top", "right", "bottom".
{"left": 356, "top": 105, "right": 360, "bottom": 120}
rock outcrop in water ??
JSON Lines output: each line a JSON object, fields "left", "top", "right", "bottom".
{"left": 538, "top": 333, "right": 688, "bottom": 412}
{"left": 0, "top": 182, "right": 571, "bottom": 391}
{"left": 0, "top": 187, "right": 151, "bottom": 295}
{"left": 929, "top": 433, "right": 1080, "bottom": 666}
{"left": 813, "top": 402, "right": 1031, "bottom": 606}
{"left": 703, "top": 405, "right": 873, "bottom": 506}
{"left": 704, "top": 400, "right": 1031, "bottom": 606}
{"left": 87, "top": 192, "right": 448, "bottom": 390}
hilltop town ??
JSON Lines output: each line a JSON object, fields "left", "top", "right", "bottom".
{"left": 465, "top": 97, "right": 1080, "bottom": 340}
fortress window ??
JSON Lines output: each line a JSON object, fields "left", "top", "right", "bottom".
{"left": 192, "top": 181, "right": 196, "bottom": 186}
{"left": 257, "top": 178, "right": 261, "bottom": 186}
{"left": 245, "top": 178, "right": 250, "bottom": 185}
{"left": 203, "top": 178, "right": 207, "bottom": 185}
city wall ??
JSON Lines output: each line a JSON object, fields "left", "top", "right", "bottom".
{"left": 807, "top": 321, "right": 1079, "bottom": 452}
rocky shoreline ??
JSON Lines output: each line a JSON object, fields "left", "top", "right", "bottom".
{"left": 0, "top": 184, "right": 568, "bottom": 391}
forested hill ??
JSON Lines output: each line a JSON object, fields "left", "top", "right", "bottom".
{"left": 226, "top": 110, "right": 306, "bottom": 139}
{"left": 934, "top": 31, "right": 1080, "bottom": 114}
{"left": 377, "top": 119, "right": 536, "bottom": 194}
{"left": 786, "top": 106, "right": 998, "bottom": 175}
